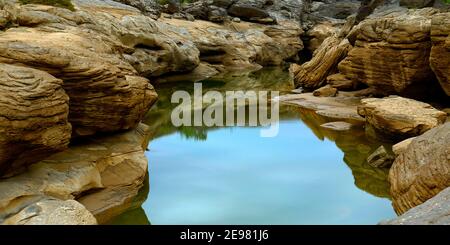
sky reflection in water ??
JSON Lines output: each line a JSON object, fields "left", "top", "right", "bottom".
{"left": 142, "top": 119, "right": 395, "bottom": 225}
{"left": 115, "top": 68, "right": 396, "bottom": 224}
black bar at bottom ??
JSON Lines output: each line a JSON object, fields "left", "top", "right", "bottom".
{"left": 0, "top": 225, "right": 447, "bottom": 244}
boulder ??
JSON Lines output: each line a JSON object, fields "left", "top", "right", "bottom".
{"left": 183, "top": 0, "right": 210, "bottom": 19}
{"left": 228, "top": 1, "right": 275, "bottom": 24}
{"left": 389, "top": 122, "right": 450, "bottom": 215}
{"left": 358, "top": 96, "right": 447, "bottom": 141}
{"left": 208, "top": 7, "right": 228, "bottom": 23}
{"left": 265, "top": 0, "right": 303, "bottom": 20}
{"left": 165, "top": 0, "right": 181, "bottom": 14}
{"left": 430, "top": 13, "right": 450, "bottom": 96}
{"left": 0, "top": 64, "right": 71, "bottom": 176}
{"left": 338, "top": 8, "right": 441, "bottom": 97}
{"left": 381, "top": 187, "right": 450, "bottom": 225}
{"left": 314, "top": 0, "right": 360, "bottom": 20}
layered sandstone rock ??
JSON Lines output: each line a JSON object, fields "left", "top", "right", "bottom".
{"left": 358, "top": 96, "right": 447, "bottom": 141}
{"left": 0, "top": 123, "right": 150, "bottom": 225}
{"left": 291, "top": 36, "right": 352, "bottom": 90}
{"left": 0, "top": 2, "right": 162, "bottom": 136}
{"left": 161, "top": 17, "right": 303, "bottom": 69}
{"left": 430, "top": 12, "right": 450, "bottom": 96}
{"left": 338, "top": 8, "right": 440, "bottom": 97}
{"left": 389, "top": 122, "right": 450, "bottom": 215}
{"left": 0, "top": 64, "right": 71, "bottom": 175}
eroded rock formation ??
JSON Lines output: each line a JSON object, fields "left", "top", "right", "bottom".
{"left": 389, "top": 122, "right": 450, "bottom": 215}
{"left": 291, "top": 36, "right": 351, "bottom": 90}
{"left": 0, "top": 123, "right": 150, "bottom": 224}
{"left": 0, "top": 64, "right": 71, "bottom": 175}
{"left": 338, "top": 8, "right": 441, "bottom": 97}
{"left": 430, "top": 12, "right": 450, "bottom": 96}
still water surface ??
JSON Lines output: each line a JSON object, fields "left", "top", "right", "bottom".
{"left": 112, "top": 68, "right": 396, "bottom": 225}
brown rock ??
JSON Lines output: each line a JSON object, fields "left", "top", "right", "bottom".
{"left": 326, "top": 73, "right": 359, "bottom": 91}
{"left": 389, "top": 122, "right": 450, "bottom": 215}
{"left": 0, "top": 64, "right": 71, "bottom": 175}
{"left": 338, "top": 8, "right": 441, "bottom": 97}
{"left": 0, "top": 27, "right": 157, "bottom": 137}
{"left": 358, "top": 96, "right": 447, "bottom": 141}
{"left": 430, "top": 12, "right": 450, "bottom": 96}
{"left": 292, "top": 36, "right": 351, "bottom": 90}
{"left": 313, "top": 85, "right": 338, "bottom": 97}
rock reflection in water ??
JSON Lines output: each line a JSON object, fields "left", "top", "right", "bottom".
{"left": 295, "top": 108, "right": 391, "bottom": 199}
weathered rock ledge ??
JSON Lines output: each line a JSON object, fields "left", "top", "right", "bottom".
{"left": 0, "top": 123, "right": 150, "bottom": 225}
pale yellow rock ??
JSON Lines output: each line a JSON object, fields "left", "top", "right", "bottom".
{"left": 358, "top": 96, "right": 447, "bottom": 141}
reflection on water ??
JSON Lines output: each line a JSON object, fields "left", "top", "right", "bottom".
{"left": 113, "top": 67, "right": 396, "bottom": 224}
